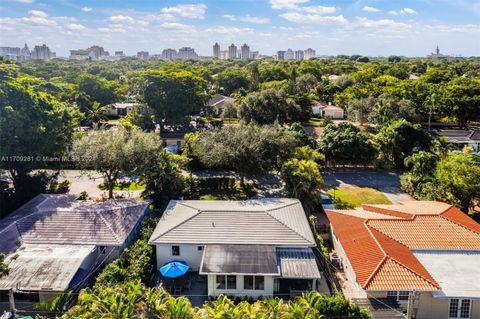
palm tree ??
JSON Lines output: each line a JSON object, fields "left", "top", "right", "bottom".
{"left": 86, "top": 101, "right": 107, "bottom": 128}
{"left": 435, "top": 136, "right": 452, "bottom": 159}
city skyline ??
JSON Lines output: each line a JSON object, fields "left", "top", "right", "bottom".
{"left": 1, "top": 1, "right": 479, "bottom": 57}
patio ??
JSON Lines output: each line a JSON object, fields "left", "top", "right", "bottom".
{"left": 150, "top": 271, "right": 208, "bottom": 307}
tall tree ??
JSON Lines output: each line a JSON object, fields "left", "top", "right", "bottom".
{"left": 142, "top": 70, "right": 207, "bottom": 131}
{"left": 71, "top": 128, "right": 161, "bottom": 198}
{"left": 191, "top": 125, "right": 298, "bottom": 185}
{"left": 376, "top": 119, "right": 432, "bottom": 168}
{"left": 319, "top": 123, "right": 376, "bottom": 166}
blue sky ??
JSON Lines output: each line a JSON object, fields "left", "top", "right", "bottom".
{"left": 1, "top": 0, "right": 479, "bottom": 57}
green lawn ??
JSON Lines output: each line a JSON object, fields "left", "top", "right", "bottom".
{"left": 199, "top": 183, "right": 256, "bottom": 200}
{"left": 98, "top": 181, "right": 146, "bottom": 191}
{"left": 326, "top": 185, "right": 391, "bottom": 209}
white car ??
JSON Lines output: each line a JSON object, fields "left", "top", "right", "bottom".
{"left": 321, "top": 193, "right": 335, "bottom": 210}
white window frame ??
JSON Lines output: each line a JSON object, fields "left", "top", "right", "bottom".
{"left": 171, "top": 245, "right": 180, "bottom": 256}
{"left": 387, "top": 291, "right": 409, "bottom": 301}
{"left": 243, "top": 275, "right": 265, "bottom": 291}
{"left": 449, "top": 298, "right": 471, "bottom": 319}
{"left": 215, "top": 275, "right": 237, "bottom": 290}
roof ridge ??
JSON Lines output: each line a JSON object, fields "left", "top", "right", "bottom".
{"left": 266, "top": 201, "right": 313, "bottom": 244}
{"left": 97, "top": 210, "right": 122, "bottom": 244}
{"left": 440, "top": 207, "right": 480, "bottom": 235}
{"left": 387, "top": 257, "right": 441, "bottom": 290}
{"left": 362, "top": 221, "right": 388, "bottom": 288}
{"left": 0, "top": 194, "right": 49, "bottom": 237}
{"left": 149, "top": 202, "right": 202, "bottom": 242}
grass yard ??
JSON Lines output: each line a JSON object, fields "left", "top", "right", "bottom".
{"left": 98, "top": 181, "right": 146, "bottom": 191}
{"left": 326, "top": 185, "right": 391, "bottom": 209}
{"left": 199, "top": 183, "right": 256, "bottom": 200}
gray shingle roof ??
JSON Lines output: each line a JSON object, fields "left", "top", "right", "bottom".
{"left": 149, "top": 199, "right": 315, "bottom": 246}
{"left": 0, "top": 194, "right": 150, "bottom": 254}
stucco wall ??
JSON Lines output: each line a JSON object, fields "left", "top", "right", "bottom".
{"left": 155, "top": 244, "right": 204, "bottom": 271}
{"left": 207, "top": 274, "right": 274, "bottom": 298}
{"left": 415, "top": 293, "right": 480, "bottom": 319}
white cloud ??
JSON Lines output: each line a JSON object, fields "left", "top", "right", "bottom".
{"left": 401, "top": 8, "right": 417, "bottom": 14}
{"left": 81, "top": 7, "right": 92, "bottom": 12}
{"left": 107, "top": 15, "right": 135, "bottom": 24}
{"left": 354, "top": 17, "right": 409, "bottom": 29}
{"left": 98, "top": 27, "right": 126, "bottom": 33}
{"left": 16, "top": 0, "right": 34, "bottom": 3}
{"left": 28, "top": 10, "right": 48, "bottom": 18}
{"left": 159, "top": 22, "right": 196, "bottom": 32}
{"left": 66, "top": 23, "right": 86, "bottom": 30}
{"left": 363, "top": 6, "right": 381, "bottom": 13}
{"left": 161, "top": 4, "right": 207, "bottom": 19}
{"left": 389, "top": 8, "right": 417, "bottom": 15}
{"left": 270, "top": 0, "right": 309, "bottom": 10}
{"left": 223, "top": 14, "right": 270, "bottom": 24}
{"left": 280, "top": 13, "right": 347, "bottom": 24}
{"left": 205, "top": 26, "right": 254, "bottom": 34}
{"left": 301, "top": 6, "right": 336, "bottom": 14}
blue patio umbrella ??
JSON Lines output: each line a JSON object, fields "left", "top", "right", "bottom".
{"left": 160, "top": 260, "right": 189, "bottom": 278}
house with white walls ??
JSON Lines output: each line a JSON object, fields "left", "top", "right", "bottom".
{"left": 148, "top": 199, "right": 323, "bottom": 298}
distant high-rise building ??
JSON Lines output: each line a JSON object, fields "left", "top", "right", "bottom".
{"left": 162, "top": 49, "right": 177, "bottom": 60}
{"left": 294, "top": 50, "right": 304, "bottom": 61}
{"left": 0, "top": 47, "right": 21, "bottom": 56}
{"left": 284, "top": 49, "right": 294, "bottom": 60}
{"left": 250, "top": 51, "right": 259, "bottom": 59}
{"left": 115, "top": 51, "right": 125, "bottom": 57}
{"left": 304, "top": 48, "right": 316, "bottom": 60}
{"left": 241, "top": 43, "right": 250, "bottom": 60}
{"left": 220, "top": 50, "right": 228, "bottom": 60}
{"left": 31, "top": 44, "right": 54, "bottom": 60}
{"left": 21, "top": 43, "right": 30, "bottom": 57}
{"left": 213, "top": 42, "right": 220, "bottom": 59}
{"left": 427, "top": 45, "right": 448, "bottom": 58}
{"left": 228, "top": 43, "right": 237, "bottom": 59}
{"left": 177, "top": 47, "right": 198, "bottom": 60}
{"left": 70, "top": 45, "right": 108, "bottom": 60}
{"left": 137, "top": 51, "right": 149, "bottom": 60}
{"left": 276, "top": 50, "right": 286, "bottom": 60}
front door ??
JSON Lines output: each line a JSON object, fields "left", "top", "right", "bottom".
{"left": 449, "top": 299, "right": 471, "bottom": 319}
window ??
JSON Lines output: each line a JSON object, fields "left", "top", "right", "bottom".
{"left": 216, "top": 275, "right": 226, "bottom": 290}
{"left": 172, "top": 246, "right": 180, "bottom": 256}
{"left": 99, "top": 246, "right": 106, "bottom": 254}
{"left": 244, "top": 276, "right": 264, "bottom": 290}
{"left": 197, "top": 246, "right": 204, "bottom": 251}
{"left": 216, "top": 275, "right": 237, "bottom": 290}
{"left": 244, "top": 276, "right": 254, "bottom": 290}
{"left": 387, "top": 291, "right": 409, "bottom": 301}
{"left": 14, "top": 291, "right": 39, "bottom": 303}
{"left": 449, "top": 299, "right": 471, "bottom": 318}
{"left": 227, "top": 275, "right": 237, "bottom": 290}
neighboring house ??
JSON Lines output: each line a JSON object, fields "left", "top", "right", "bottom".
{"left": 326, "top": 201, "right": 480, "bottom": 319}
{"left": 104, "top": 102, "right": 136, "bottom": 117}
{"left": 149, "top": 199, "right": 323, "bottom": 298}
{"left": 0, "top": 194, "right": 150, "bottom": 308}
{"left": 431, "top": 129, "right": 480, "bottom": 153}
{"left": 311, "top": 102, "right": 344, "bottom": 119}
{"left": 206, "top": 94, "right": 235, "bottom": 116}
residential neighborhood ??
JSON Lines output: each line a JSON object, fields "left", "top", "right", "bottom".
{"left": 1, "top": 1, "right": 480, "bottom": 319}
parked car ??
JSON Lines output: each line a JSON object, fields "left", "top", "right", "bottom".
{"left": 321, "top": 193, "right": 335, "bottom": 210}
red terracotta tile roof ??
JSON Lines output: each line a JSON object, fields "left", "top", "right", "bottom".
{"left": 326, "top": 201, "right": 480, "bottom": 291}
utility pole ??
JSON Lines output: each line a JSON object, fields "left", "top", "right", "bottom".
{"left": 427, "top": 94, "right": 436, "bottom": 132}
{"left": 406, "top": 291, "right": 416, "bottom": 319}
{"left": 8, "top": 288, "right": 16, "bottom": 319}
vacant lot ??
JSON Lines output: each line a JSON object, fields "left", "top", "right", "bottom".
{"left": 326, "top": 185, "right": 391, "bottom": 208}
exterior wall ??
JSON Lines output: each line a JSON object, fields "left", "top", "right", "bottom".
{"left": 415, "top": 293, "right": 480, "bottom": 319}
{"left": 207, "top": 274, "right": 274, "bottom": 298}
{"left": 324, "top": 110, "right": 344, "bottom": 119}
{"left": 155, "top": 244, "right": 204, "bottom": 271}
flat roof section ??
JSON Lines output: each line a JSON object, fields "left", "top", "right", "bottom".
{"left": 0, "top": 244, "right": 95, "bottom": 291}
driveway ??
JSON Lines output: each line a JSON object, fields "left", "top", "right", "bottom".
{"left": 321, "top": 170, "right": 412, "bottom": 204}
{"left": 58, "top": 170, "right": 142, "bottom": 199}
